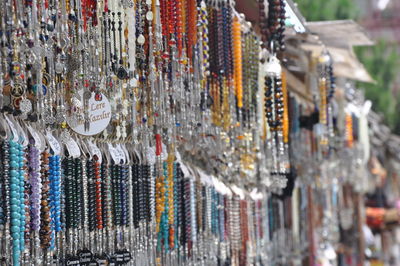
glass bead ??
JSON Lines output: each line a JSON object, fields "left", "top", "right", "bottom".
{"left": 12, "top": 239, "right": 20, "bottom": 247}
{"left": 137, "top": 34, "right": 145, "bottom": 45}
{"left": 146, "top": 11, "right": 154, "bottom": 21}
{"left": 11, "top": 225, "right": 20, "bottom": 233}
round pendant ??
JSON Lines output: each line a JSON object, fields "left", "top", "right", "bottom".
{"left": 55, "top": 62, "right": 64, "bottom": 74}
{"left": 19, "top": 99, "right": 32, "bottom": 113}
{"left": 116, "top": 67, "right": 128, "bottom": 80}
{"left": 83, "top": 90, "right": 92, "bottom": 100}
{"left": 10, "top": 83, "right": 25, "bottom": 98}
{"left": 146, "top": 11, "right": 153, "bottom": 21}
{"left": 66, "top": 91, "right": 111, "bottom": 136}
{"left": 55, "top": 112, "right": 65, "bottom": 124}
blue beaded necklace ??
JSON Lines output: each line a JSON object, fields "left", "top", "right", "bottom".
{"left": 9, "top": 140, "right": 25, "bottom": 265}
{"left": 49, "top": 155, "right": 62, "bottom": 250}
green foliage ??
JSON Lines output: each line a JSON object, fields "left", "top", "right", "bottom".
{"left": 296, "top": 0, "right": 358, "bottom": 21}
{"left": 355, "top": 41, "right": 400, "bottom": 132}
{"left": 296, "top": 0, "right": 400, "bottom": 133}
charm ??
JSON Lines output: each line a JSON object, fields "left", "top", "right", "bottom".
{"left": 42, "top": 73, "right": 51, "bottom": 86}
{"left": 83, "top": 90, "right": 92, "bottom": 100}
{"left": 95, "top": 93, "right": 102, "bottom": 101}
{"left": 116, "top": 66, "right": 128, "bottom": 80}
{"left": 19, "top": 98, "right": 32, "bottom": 113}
{"left": 10, "top": 83, "right": 25, "bottom": 98}
{"left": 264, "top": 55, "right": 282, "bottom": 77}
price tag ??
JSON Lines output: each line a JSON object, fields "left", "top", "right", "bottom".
{"left": 108, "top": 255, "right": 116, "bottom": 266}
{"left": 147, "top": 147, "right": 156, "bottom": 165}
{"left": 179, "top": 162, "right": 190, "bottom": 178}
{"left": 120, "top": 144, "right": 130, "bottom": 164}
{"left": 108, "top": 143, "right": 119, "bottom": 164}
{"left": 87, "top": 140, "right": 102, "bottom": 163}
{"left": 27, "top": 125, "right": 42, "bottom": 149}
{"left": 122, "top": 250, "right": 131, "bottom": 263}
{"left": 115, "top": 144, "right": 126, "bottom": 164}
{"left": 198, "top": 169, "right": 212, "bottom": 186}
{"left": 15, "top": 121, "right": 28, "bottom": 147}
{"left": 66, "top": 138, "right": 81, "bottom": 158}
{"left": 46, "top": 131, "right": 61, "bottom": 155}
{"left": 175, "top": 149, "right": 182, "bottom": 163}
{"left": 37, "top": 131, "right": 47, "bottom": 152}
{"left": 95, "top": 253, "right": 109, "bottom": 266}
{"left": 64, "top": 255, "right": 80, "bottom": 265}
{"left": 5, "top": 115, "right": 18, "bottom": 142}
{"left": 78, "top": 249, "right": 93, "bottom": 264}
{"left": 161, "top": 143, "right": 167, "bottom": 160}
{"left": 114, "top": 251, "right": 125, "bottom": 263}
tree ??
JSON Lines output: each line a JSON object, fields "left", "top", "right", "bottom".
{"left": 296, "top": 0, "right": 358, "bottom": 21}
{"left": 355, "top": 41, "right": 400, "bottom": 131}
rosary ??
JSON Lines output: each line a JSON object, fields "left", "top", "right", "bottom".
{"left": 0, "top": 0, "right": 327, "bottom": 265}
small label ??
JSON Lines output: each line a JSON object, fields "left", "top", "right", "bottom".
{"left": 65, "top": 139, "right": 77, "bottom": 158}
{"left": 65, "top": 255, "right": 80, "bottom": 265}
{"left": 108, "top": 143, "right": 119, "bottom": 164}
{"left": 175, "top": 149, "right": 182, "bottom": 163}
{"left": 46, "top": 131, "right": 61, "bottom": 155}
{"left": 161, "top": 143, "right": 168, "bottom": 161}
{"left": 115, "top": 144, "right": 126, "bottom": 164}
{"left": 108, "top": 256, "right": 116, "bottom": 266}
{"left": 78, "top": 249, "right": 93, "bottom": 264}
{"left": 88, "top": 260, "right": 98, "bottom": 266}
{"left": 27, "top": 125, "right": 42, "bottom": 149}
{"left": 147, "top": 147, "right": 156, "bottom": 165}
{"left": 95, "top": 253, "right": 109, "bottom": 266}
{"left": 17, "top": 122, "right": 28, "bottom": 147}
{"left": 120, "top": 144, "right": 130, "bottom": 164}
{"left": 5, "top": 115, "right": 18, "bottom": 142}
{"left": 87, "top": 140, "right": 102, "bottom": 163}
{"left": 123, "top": 250, "right": 131, "bottom": 263}
{"left": 114, "top": 251, "right": 125, "bottom": 263}
{"left": 66, "top": 138, "right": 81, "bottom": 158}
{"left": 180, "top": 162, "right": 190, "bottom": 178}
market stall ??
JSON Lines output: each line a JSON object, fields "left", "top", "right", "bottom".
{"left": 0, "top": 0, "right": 388, "bottom": 265}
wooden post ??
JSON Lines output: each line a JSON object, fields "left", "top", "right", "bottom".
{"left": 307, "top": 185, "right": 315, "bottom": 266}
{"left": 355, "top": 192, "right": 365, "bottom": 266}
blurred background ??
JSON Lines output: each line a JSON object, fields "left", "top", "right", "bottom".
{"left": 297, "top": 0, "right": 400, "bottom": 133}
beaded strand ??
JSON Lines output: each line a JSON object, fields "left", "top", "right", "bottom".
{"left": 28, "top": 143, "right": 41, "bottom": 240}
{"left": 49, "top": 155, "right": 62, "bottom": 249}
{"left": 39, "top": 150, "right": 51, "bottom": 250}
{"left": 9, "top": 141, "right": 25, "bottom": 265}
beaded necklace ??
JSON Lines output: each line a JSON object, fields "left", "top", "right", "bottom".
{"left": 87, "top": 158, "right": 96, "bottom": 232}
{"left": 0, "top": 141, "right": 10, "bottom": 263}
{"left": 39, "top": 150, "right": 50, "bottom": 246}
{"left": 167, "top": 152, "right": 175, "bottom": 250}
{"left": 101, "top": 160, "right": 112, "bottom": 230}
{"left": 0, "top": 141, "right": 5, "bottom": 249}
{"left": 27, "top": 142, "right": 41, "bottom": 262}
{"left": 49, "top": 155, "right": 61, "bottom": 250}
{"left": 232, "top": 16, "right": 243, "bottom": 110}
{"left": 10, "top": 141, "right": 26, "bottom": 265}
